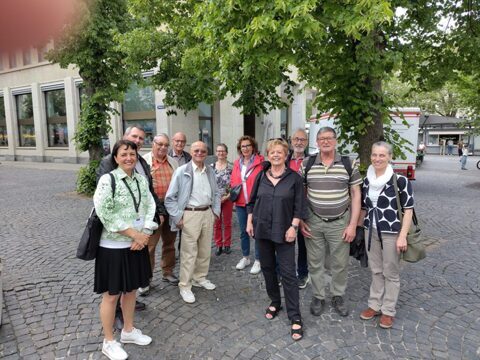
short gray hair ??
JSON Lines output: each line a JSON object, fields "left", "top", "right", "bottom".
{"left": 316, "top": 126, "right": 336, "bottom": 139}
{"left": 293, "top": 128, "right": 308, "bottom": 138}
{"left": 154, "top": 133, "right": 170, "bottom": 143}
{"left": 124, "top": 124, "right": 145, "bottom": 136}
{"left": 372, "top": 141, "right": 393, "bottom": 156}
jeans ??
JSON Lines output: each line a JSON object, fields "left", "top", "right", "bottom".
{"left": 461, "top": 155, "right": 467, "bottom": 169}
{"left": 236, "top": 206, "right": 259, "bottom": 259}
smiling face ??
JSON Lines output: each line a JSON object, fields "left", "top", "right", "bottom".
{"left": 124, "top": 127, "right": 145, "bottom": 150}
{"left": 267, "top": 144, "right": 288, "bottom": 166}
{"left": 240, "top": 140, "right": 253, "bottom": 158}
{"left": 370, "top": 144, "right": 391, "bottom": 173}
{"left": 216, "top": 145, "right": 228, "bottom": 160}
{"left": 172, "top": 132, "right": 187, "bottom": 154}
{"left": 114, "top": 144, "right": 137, "bottom": 175}
{"left": 316, "top": 130, "right": 337, "bottom": 156}
{"left": 190, "top": 141, "right": 208, "bottom": 166}
{"left": 292, "top": 130, "right": 308, "bottom": 155}
{"left": 153, "top": 135, "right": 169, "bottom": 160}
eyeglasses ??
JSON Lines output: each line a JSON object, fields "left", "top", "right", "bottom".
{"left": 318, "top": 137, "right": 336, "bottom": 142}
{"left": 154, "top": 141, "right": 169, "bottom": 147}
{"left": 293, "top": 137, "right": 307, "bottom": 142}
{"left": 240, "top": 144, "right": 252, "bottom": 149}
{"left": 193, "top": 149, "right": 207, "bottom": 154}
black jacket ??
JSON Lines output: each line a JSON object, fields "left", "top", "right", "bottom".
{"left": 96, "top": 154, "right": 167, "bottom": 217}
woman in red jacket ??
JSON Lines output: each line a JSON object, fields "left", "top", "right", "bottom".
{"left": 230, "top": 136, "right": 265, "bottom": 274}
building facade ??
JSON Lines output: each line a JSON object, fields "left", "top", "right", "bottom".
{"left": 0, "top": 47, "right": 307, "bottom": 164}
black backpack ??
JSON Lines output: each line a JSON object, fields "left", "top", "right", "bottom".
{"left": 303, "top": 155, "right": 353, "bottom": 186}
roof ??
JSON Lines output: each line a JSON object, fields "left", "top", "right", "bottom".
{"left": 420, "top": 115, "right": 464, "bottom": 126}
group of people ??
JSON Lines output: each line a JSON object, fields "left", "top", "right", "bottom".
{"left": 91, "top": 124, "right": 416, "bottom": 359}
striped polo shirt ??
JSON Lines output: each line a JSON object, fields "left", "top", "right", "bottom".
{"left": 301, "top": 153, "right": 362, "bottom": 219}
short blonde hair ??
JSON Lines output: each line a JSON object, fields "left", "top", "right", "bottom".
{"left": 266, "top": 139, "right": 289, "bottom": 156}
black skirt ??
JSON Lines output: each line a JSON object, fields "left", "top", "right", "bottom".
{"left": 94, "top": 246, "right": 152, "bottom": 295}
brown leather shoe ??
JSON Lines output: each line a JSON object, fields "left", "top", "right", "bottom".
{"left": 360, "top": 307, "right": 381, "bottom": 320}
{"left": 379, "top": 314, "right": 394, "bottom": 329}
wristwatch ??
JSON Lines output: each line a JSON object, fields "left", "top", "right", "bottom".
{"left": 291, "top": 224, "right": 299, "bottom": 232}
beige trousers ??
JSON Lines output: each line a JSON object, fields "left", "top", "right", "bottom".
{"left": 178, "top": 209, "right": 215, "bottom": 291}
{"left": 366, "top": 230, "right": 401, "bottom": 317}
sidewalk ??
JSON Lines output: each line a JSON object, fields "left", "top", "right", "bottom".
{"left": 0, "top": 156, "right": 479, "bottom": 359}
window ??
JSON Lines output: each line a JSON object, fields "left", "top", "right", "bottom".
{"left": 16, "top": 93, "right": 35, "bottom": 147}
{"left": 45, "top": 89, "right": 68, "bottom": 147}
{"left": 9, "top": 52, "right": 17, "bottom": 69}
{"left": 0, "top": 97, "right": 7, "bottom": 146}
{"left": 428, "top": 134, "right": 439, "bottom": 146}
{"left": 198, "top": 102, "right": 213, "bottom": 154}
{"left": 122, "top": 83, "right": 156, "bottom": 146}
{"left": 22, "top": 49, "right": 31, "bottom": 66}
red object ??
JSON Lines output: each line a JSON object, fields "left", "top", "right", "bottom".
{"left": 230, "top": 154, "right": 265, "bottom": 207}
{"left": 0, "top": 0, "right": 77, "bottom": 51}
{"left": 214, "top": 200, "right": 233, "bottom": 247}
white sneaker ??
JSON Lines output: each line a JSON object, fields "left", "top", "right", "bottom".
{"left": 236, "top": 257, "right": 251, "bottom": 270}
{"left": 250, "top": 260, "right": 261, "bottom": 274}
{"left": 180, "top": 289, "right": 196, "bottom": 303}
{"left": 120, "top": 327, "right": 152, "bottom": 346}
{"left": 137, "top": 286, "right": 150, "bottom": 296}
{"left": 102, "top": 339, "right": 128, "bottom": 360}
{"left": 192, "top": 279, "right": 216, "bottom": 290}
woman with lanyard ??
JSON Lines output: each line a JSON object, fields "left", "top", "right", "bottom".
{"left": 94, "top": 140, "right": 158, "bottom": 360}
{"left": 230, "top": 135, "right": 265, "bottom": 274}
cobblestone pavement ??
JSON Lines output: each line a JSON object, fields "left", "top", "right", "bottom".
{"left": 0, "top": 156, "right": 479, "bottom": 360}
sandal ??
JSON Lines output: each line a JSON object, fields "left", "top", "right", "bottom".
{"left": 291, "top": 319, "right": 303, "bottom": 341}
{"left": 265, "top": 304, "right": 282, "bottom": 320}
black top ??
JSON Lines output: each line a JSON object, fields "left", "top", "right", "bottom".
{"left": 247, "top": 167, "right": 306, "bottom": 243}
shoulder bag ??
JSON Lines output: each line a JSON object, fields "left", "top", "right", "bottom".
{"left": 392, "top": 174, "right": 426, "bottom": 263}
{"left": 76, "top": 173, "right": 116, "bottom": 261}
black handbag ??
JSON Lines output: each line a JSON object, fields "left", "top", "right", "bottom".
{"left": 76, "top": 208, "right": 104, "bottom": 260}
{"left": 229, "top": 184, "right": 242, "bottom": 202}
{"left": 392, "top": 174, "right": 426, "bottom": 263}
{"left": 76, "top": 173, "right": 116, "bottom": 261}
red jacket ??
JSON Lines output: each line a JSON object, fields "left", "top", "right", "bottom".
{"left": 230, "top": 154, "right": 265, "bottom": 207}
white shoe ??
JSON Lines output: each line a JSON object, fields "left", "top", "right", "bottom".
{"left": 192, "top": 279, "right": 216, "bottom": 290}
{"left": 180, "top": 289, "right": 196, "bottom": 303}
{"left": 236, "top": 257, "right": 251, "bottom": 270}
{"left": 120, "top": 327, "right": 152, "bottom": 346}
{"left": 250, "top": 260, "right": 261, "bottom": 274}
{"left": 102, "top": 339, "right": 128, "bottom": 360}
{"left": 137, "top": 286, "right": 150, "bottom": 296}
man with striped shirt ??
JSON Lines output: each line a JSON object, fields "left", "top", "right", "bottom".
{"left": 300, "top": 126, "right": 362, "bottom": 317}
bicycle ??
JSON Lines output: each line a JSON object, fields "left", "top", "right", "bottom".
{"left": 477, "top": 159, "right": 480, "bottom": 170}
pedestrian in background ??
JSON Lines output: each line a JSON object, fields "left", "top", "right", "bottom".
{"left": 447, "top": 139, "right": 454, "bottom": 155}
{"left": 358, "top": 141, "right": 414, "bottom": 329}
{"left": 457, "top": 140, "right": 463, "bottom": 157}
{"left": 246, "top": 139, "right": 305, "bottom": 341}
{"left": 460, "top": 143, "right": 469, "bottom": 170}
{"left": 94, "top": 140, "right": 157, "bottom": 360}
{"left": 286, "top": 128, "right": 310, "bottom": 289}
{"left": 230, "top": 135, "right": 265, "bottom": 274}
{"left": 212, "top": 143, "right": 233, "bottom": 256}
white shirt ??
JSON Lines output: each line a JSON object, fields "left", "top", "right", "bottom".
{"left": 188, "top": 162, "right": 212, "bottom": 207}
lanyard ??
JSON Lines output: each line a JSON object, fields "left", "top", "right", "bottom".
{"left": 122, "top": 178, "right": 141, "bottom": 216}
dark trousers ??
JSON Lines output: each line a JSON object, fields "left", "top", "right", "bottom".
{"left": 296, "top": 232, "right": 309, "bottom": 278}
{"left": 258, "top": 238, "right": 301, "bottom": 321}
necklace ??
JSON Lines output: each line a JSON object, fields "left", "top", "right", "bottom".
{"left": 268, "top": 167, "right": 286, "bottom": 179}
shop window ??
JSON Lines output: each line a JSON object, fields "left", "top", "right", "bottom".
{"left": 198, "top": 102, "right": 213, "bottom": 155}
{"left": 16, "top": 93, "right": 35, "bottom": 147}
{"left": 0, "top": 97, "right": 7, "bottom": 146}
{"left": 45, "top": 89, "right": 68, "bottom": 147}
{"left": 122, "top": 83, "right": 156, "bottom": 146}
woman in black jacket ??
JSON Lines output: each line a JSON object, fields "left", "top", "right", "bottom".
{"left": 246, "top": 139, "right": 306, "bottom": 341}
